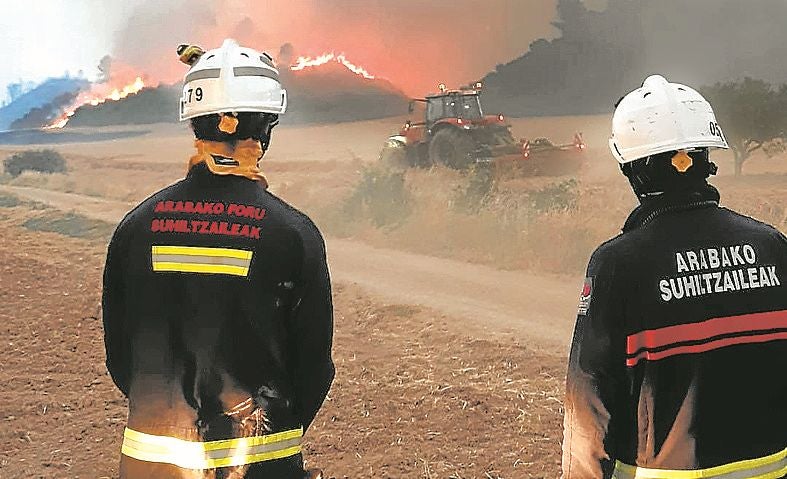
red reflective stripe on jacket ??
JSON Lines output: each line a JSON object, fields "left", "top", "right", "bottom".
{"left": 625, "top": 310, "right": 787, "bottom": 367}
{"left": 626, "top": 330, "right": 787, "bottom": 367}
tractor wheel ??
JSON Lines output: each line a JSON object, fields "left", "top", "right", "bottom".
{"left": 413, "top": 143, "right": 431, "bottom": 168}
{"left": 379, "top": 142, "right": 412, "bottom": 171}
{"left": 428, "top": 128, "right": 475, "bottom": 169}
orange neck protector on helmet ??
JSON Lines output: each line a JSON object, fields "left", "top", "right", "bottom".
{"left": 188, "top": 139, "right": 268, "bottom": 187}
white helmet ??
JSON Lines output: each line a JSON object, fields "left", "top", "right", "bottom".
{"left": 609, "top": 75, "right": 728, "bottom": 164}
{"left": 179, "top": 39, "right": 287, "bottom": 121}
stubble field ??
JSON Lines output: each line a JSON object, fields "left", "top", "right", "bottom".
{"left": 0, "top": 114, "right": 785, "bottom": 477}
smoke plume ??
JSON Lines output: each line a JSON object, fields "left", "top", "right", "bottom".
{"left": 110, "top": 0, "right": 559, "bottom": 96}
{"left": 482, "top": 0, "right": 787, "bottom": 116}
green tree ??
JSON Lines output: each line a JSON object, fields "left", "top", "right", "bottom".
{"left": 702, "top": 78, "right": 787, "bottom": 176}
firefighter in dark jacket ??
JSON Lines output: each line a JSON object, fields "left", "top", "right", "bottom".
{"left": 561, "top": 75, "right": 787, "bottom": 479}
{"left": 102, "top": 39, "right": 334, "bottom": 479}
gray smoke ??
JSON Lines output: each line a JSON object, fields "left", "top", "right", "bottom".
{"left": 483, "top": 0, "right": 787, "bottom": 116}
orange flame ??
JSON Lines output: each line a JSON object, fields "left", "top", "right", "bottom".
{"left": 290, "top": 53, "right": 375, "bottom": 79}
{"left": 47, "top": 77, "right": 146, "bottom": 129}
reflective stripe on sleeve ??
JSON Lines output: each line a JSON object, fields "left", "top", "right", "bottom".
{"left": 121, "top": 427, "right": 302, "bottom": 470}
{"left": 151, "top": 245, "right": 253, "bottom": 277}
{"left": 625, "top": 310, "right": 787, "bottom": 367}
{"left": 612, "top": 446, "right": 787, "bottom": 479}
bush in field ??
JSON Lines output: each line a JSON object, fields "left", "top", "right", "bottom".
{"left": 525, "top": 179, "right": 578, "bottom": 214}
{"left": 453, "top": 165, "right": 497, "bottom": 212}
{"left": 457, "top": 174, "right": 578, "bottom": 219}
{"left": 22, "top": 212, "right": 115, "bottom": 240}
{"left": 0, "top": 193, "right": 20, "bottom": 207}
{"left": 3, "top": 149, "right": 66, "bottom": 177}
{"left": 343, "top": 164, "right": 411, "bottom": 228}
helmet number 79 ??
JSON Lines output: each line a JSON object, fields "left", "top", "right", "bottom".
{"left": 186, "top": 87, "right": 203, "bottom": 103}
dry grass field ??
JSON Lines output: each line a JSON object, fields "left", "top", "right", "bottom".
{"left": 0, "top": 114, "right": 785, "bottom": 477}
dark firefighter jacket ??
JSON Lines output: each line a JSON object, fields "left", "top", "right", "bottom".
{"left": 562, "top": 185, "right": 787, "bottom": 479}
{"left": 102, "top": 162, "right": 335, "bottom": 479}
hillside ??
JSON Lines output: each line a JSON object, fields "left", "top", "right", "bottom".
{"left": 0, "top": 77, "right": 88, "bottom": 130}
{"left": 481, "top": 0, "right": 787, "bottom": 117}
{"left": 63, "top": 63, "right": 408, "bottom": 127}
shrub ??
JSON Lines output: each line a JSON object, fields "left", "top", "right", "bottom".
{"left": 343, "top": 164, "right": 411, "bottom": 228}
{"left": 525, "top": 179, "right": 578, "bottom": 214}
{"left": 452, "top": 165, "right": 497, "bottom": 212}
{"left": 0, "top": 193, "right": 20, "bottom": 208}
{"left": 3, "top": 149, "right": 66, "bottom": 177}
{"left": 23, "top": 212, "right": 115, "bottom": 240}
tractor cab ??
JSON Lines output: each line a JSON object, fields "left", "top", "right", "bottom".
{"left": 424, "top": 90, "right": 483, "bottom": 124}
{"left": 406, "top": 83, "right": 495, "bottom": 129}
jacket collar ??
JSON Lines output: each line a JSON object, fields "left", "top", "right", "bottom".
{"left": 186, "top": 160, "right": 211, "bottom": 179}
{"left": 622, "top": 184, "right": 720, "bottom": 233}
{"left": 185, "top": 161, "right": 247, "bottom": 181}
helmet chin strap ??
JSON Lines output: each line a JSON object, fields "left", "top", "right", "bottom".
{"left": 624, "top": 167, "right": 664, "bottom": 199}
{"left": 260, "top": 117, "right": 278, "bottom": 150}
{"left": 639, "top": 190, "right": 666, "bottom": 199}
{"left": 622, "top": 156, "right": 659, "bottom": 198}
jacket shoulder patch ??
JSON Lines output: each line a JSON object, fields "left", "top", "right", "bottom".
{"left": 578, "top": 277, "right": 593, "bottom": 316}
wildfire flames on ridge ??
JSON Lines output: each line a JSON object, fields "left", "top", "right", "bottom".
{"left": 48, "top": 52, "right": 378, "bottom": 129}
{"left": 290, "top": 53, "right": 376, "bottom": 79}
{"left": 48, "top": 77, "right": 146, "bottom": 128}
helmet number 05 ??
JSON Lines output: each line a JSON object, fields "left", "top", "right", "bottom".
{"left": 709, "top": 122, "right": 725, "bottom": 141}
{"left": 186, "top": 87, "right": 203, "bottom": 103}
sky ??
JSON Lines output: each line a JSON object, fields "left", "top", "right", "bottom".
{"left": 0, "top": 2, "right": 140, "bottom": 103}
{"left": 0, "top": 0, "right": 574, "bottom": 104}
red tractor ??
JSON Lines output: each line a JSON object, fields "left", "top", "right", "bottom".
{"left": 380, "top": 84, "right": 585, "bottom": 175}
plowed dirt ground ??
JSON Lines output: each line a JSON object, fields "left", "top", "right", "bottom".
{"left": 0, "top": 208, "right": 564, "bottom": 478}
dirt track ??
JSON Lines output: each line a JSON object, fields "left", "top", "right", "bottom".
{"left": 328, "top": 239, "right": 577, "bottom": 353}
{"left": 0, "top": 184, "right": 579, "bottom": 355}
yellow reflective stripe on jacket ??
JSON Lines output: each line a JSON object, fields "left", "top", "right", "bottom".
{"left": 121, "top": 427, "right": 302, "bottom": 470}
{"left": 151, "top": 245, "right": 253, "bottom": 277}
{"left": 612, "top": 446, "right": 787, "bottom": 479}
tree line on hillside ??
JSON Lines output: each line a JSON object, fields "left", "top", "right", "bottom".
{"left": 481, "top": 0, "right": 787, "bottom": 117}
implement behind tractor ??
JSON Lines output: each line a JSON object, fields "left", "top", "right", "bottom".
{"left": 381, "top": 83, "right": 585, "bottom": 176}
